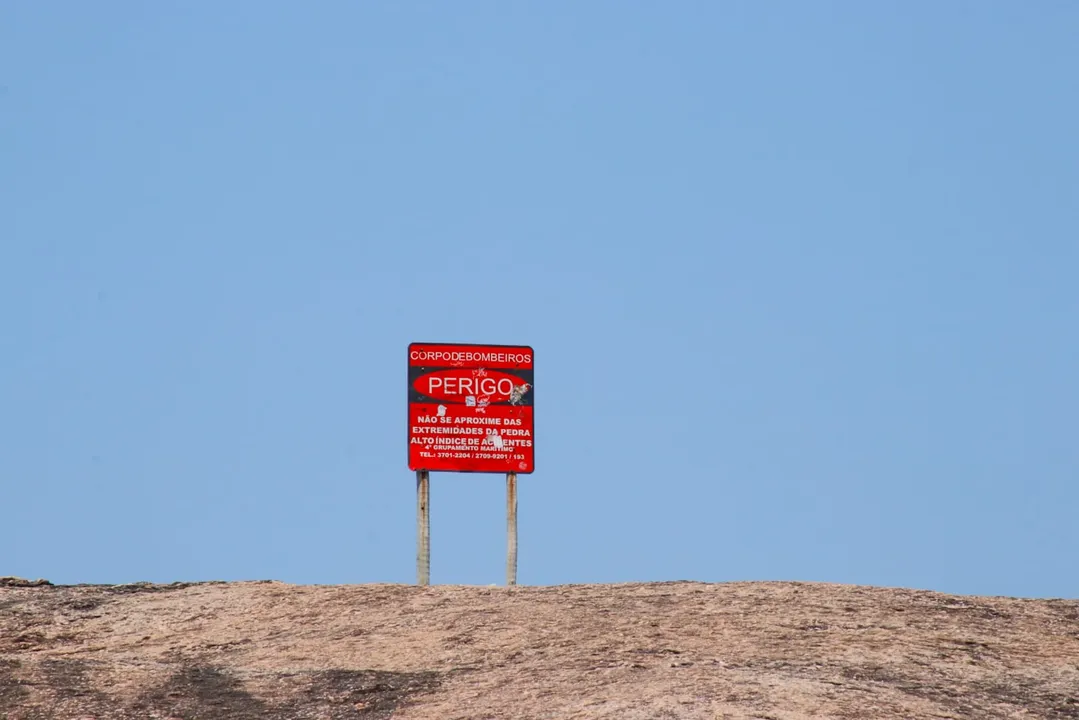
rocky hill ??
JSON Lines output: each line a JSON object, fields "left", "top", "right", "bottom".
{"left": 1, "top": 577, "right": 1077, "bottom": 719}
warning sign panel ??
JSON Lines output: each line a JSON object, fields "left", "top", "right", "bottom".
{"left": 408, "top": 343, "right": 534, "bottom": 474}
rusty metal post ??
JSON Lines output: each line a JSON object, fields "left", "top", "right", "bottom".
{"left": 506, "top": 472, "right": 518, "bottom": 586}
{"left": 416, "top": 470, "right": 430, "bottom": 585}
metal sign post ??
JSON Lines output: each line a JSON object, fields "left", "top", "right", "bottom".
{"left": 408, "top": 343, "right": 534, "bottom": 586}
{"left": 507, "top": 472, "right": 518, "bottom": 586}
{"left": 416, "top": 470, "right": 430, "bottom": 586}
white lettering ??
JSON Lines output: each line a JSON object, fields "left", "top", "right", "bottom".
{"left": 424, "top": 374, "right": 520, "bottom": 398}
{"left": 410, "top": 350, "right": 532, "bottom": 365}
{"left": 455, "top": 417, "right": 502, "bottom": 426}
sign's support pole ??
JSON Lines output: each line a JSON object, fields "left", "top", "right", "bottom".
{"left": 417, "top": 470, "right": 430, "bottom": 586}
{"left": 506, "top": 472, "right": 518, "bottom": 586}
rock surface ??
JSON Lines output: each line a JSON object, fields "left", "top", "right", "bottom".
{"left": 1, "top": 580, "right": 1077, "bottom": 719}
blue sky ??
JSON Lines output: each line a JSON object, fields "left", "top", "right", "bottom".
{"left": 2, "top": 2, "right": 1076, "bottom": 598}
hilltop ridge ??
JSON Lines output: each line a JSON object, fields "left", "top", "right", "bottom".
{"left": 2, "top": 579, "right": 1078, "bottom": 719}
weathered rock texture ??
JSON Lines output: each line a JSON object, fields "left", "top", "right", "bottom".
{"left": 1, "top": 579, "right": 1077, "bottom": 719}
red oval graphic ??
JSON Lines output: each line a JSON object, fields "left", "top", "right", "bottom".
{"left": 414, "top": 369, "right": 528, "bottom": 404}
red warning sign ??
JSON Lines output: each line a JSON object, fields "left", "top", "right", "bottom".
{"left": 408, "top": 343, "right": 534, "bottom": 474}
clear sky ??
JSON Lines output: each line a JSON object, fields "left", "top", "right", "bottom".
{"left": 3, "top": 3, "right": 1076, "bottom": 598}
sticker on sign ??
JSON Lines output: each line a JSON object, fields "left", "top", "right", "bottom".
{"left": 408, "top": 342, "right": 534, "bottom": 473}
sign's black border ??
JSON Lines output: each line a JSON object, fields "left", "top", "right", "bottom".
{"left": 407, "top": 342, "right": 535, "bottom": 475}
